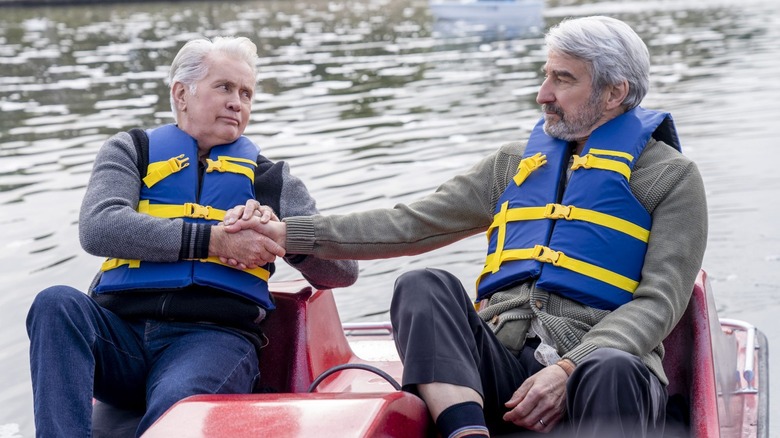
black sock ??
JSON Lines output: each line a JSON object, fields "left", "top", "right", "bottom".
{"left": 436, "top": 401, "right": 489, "bottom": 438}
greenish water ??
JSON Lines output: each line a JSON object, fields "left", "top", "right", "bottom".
{"left": 1, "top": 0, "right": 779, "bottom": 436}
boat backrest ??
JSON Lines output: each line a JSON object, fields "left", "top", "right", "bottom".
{"left": 259, "top": 281, "right": 355, "bottom": 393}
{"left": 661, "top": 270, "right": 731, "bottom": 437}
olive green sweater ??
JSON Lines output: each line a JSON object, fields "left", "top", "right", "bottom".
{"left": 284, "top": 138, "right": 707, "bottom": 384}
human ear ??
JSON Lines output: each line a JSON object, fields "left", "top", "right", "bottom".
{"left": 605, "top": 80, "right": 629, "bottom": 111}
{"left": 172, "top": 82, "right": 188, "bottom": 112}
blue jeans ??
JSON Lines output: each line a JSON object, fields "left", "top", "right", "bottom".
{"left": 26, "top": 285, "right": 260, "bottom": 437}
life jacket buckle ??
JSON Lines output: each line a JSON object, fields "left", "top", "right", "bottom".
{"left": 544, "top": 203, "right": 573, "bottom": 220}
{"left": 513, "top": 152, "right": 548, "bottom": 186}
{"left": 184, "top": 203, "right": 210, "bottom": 219}
{"left": 532, "top": 245, "right": 561, "bottom": 265}
{"left": 571, "top": 154, "right": 592, "bottom": 170}
{"left": 169, "top": 154, "right": 189, "bottom": 171}
{"left": 206, "top": 158, "right": 225, "bottom": 173}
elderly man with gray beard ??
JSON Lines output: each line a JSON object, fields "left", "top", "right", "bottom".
{"left": 224, "top": 16, "right": 706, "bottom": 438}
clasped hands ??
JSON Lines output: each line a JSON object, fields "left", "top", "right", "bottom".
{"left": 210, "top": 200, "right": 288, "bottom": 270}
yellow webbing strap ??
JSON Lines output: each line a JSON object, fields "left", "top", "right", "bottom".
{"left": 198, "top": 256, "right": 270, "bottom": 281}
{"left": 476, "top": 245, "right": 638, "bottom": 293}
{"left": 486, "top": 203, "right": 649, "bottom": 243}
{"left": 143, "top": 155, "right": 190, "bottom": 188}
{"left": 486, "top": 206, "right": 545, "bottom": 238}
{"left": 206, "top": 156, "right": 256, "bottom": 183}
{"left": 513, "top": 153, "right": 547, "bottom": 186}
{"left": 543, "top": 204, "right": 649, "bottom": 243}
{"left": 138, "top": 200, "right": 226, "bottom": 222}
{"left": 571, "top": 154, "right": 632, "bottom": 181}
{"left": 588, "top": 148, "right": 634, "bottom": 162}
{"left": 483, "top": 201, "right": 510, "bottom": 275}
{"left": 101, "top": 256, "right": 270, "bottom": 281}
{"left": 100, "top": 258, "right": 140, "bottom": 271}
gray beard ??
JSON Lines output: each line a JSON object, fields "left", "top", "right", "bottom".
{"left": 542, "top": 95, "right": 605, "bottom": 141}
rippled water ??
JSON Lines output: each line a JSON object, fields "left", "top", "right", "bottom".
{"left": 1, "top": 0, "right": 779, "bottom": 435}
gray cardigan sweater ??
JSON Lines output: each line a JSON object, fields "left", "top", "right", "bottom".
{"left": 79, "top": 130, "right": 358, "bottom": 292}
{"left": 283, "top": 138, "right": 708, "bottom": 385}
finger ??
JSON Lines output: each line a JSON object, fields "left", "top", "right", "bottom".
{"left": 242, "top": 200, "right": 261, "bottom": 221}
{"left": 224, "top": 206, "right": 245, "bottom": 225}
{"left": 258, "top": 208, "right": 272, "bottom": 223}
{"left": 223, "top": 216, "right": 262, "bottom": 233}
{"left": 259, "top": 236, "right": 286, "bottom": 258}
{"left": 504, "top": 380, "right": 532, "bottom": 409}
{"left": 222, "top": 221, "right": 241, "bottom": 233}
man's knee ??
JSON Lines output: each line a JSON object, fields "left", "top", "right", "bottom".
{"left": 27, "top": 286, "right": 89, "bottom": 328}
{"left": 575, "top": 348, "right": 642, "bottom": 381}
{"left": 568, "top": 348, "right": 659, "bottom": 411}
{"left": 392, "top": 268, "right": 462, "bottom": 305}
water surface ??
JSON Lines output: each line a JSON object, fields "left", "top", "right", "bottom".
{"left": 1, "top": 0, "right": 779, "bottom": 435}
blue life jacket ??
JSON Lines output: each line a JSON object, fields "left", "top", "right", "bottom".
{"left": 476, "top": 107, "right": 680, "bottom": 310}
{"left": 93, "top": 124, "right": 275, "bottom": 310}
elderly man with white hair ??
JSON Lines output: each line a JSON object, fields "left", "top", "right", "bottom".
{"left": 26, "top": 36, "right": 358, "bottom": 437}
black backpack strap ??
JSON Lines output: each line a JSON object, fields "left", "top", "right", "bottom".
{"left": 128, "top": 128, "right": 149, "bottom": 178}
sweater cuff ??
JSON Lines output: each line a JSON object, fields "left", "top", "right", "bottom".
{"left": 180, "top": 222, "right": 211, "bottom": 260}
{"left": 283, "top": 216, "right": 316, "bottom": 255}
{"left": 562, "top": 341, "right": 598, "bottom": 366}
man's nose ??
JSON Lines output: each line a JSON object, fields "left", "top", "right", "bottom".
{"left": 536, "top": 79, "right": 553, "bottom": 105}
{"left": 227, "top": 92, "right": 241, "bottom": 111}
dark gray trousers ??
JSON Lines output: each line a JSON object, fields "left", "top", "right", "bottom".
{"left": 390, "top": 268, "right": 668, "bottom": 437}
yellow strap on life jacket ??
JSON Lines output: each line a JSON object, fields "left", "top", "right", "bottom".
{"left": 137, "top": 200, "right": 226, "bottom": 222}
{"left": 100, "top": 256, "right": 270, "bottom": 281}
{"left": 513, "top": 153, "right": 547, "bottom": 186}
{"left": 476, "top": 245, "right": 639, "bottom": 293}
{"left": 485, "top": 206, "right": 545, "bottom": 239}
{"left": 571, "top": 154, "right": 632, "bottom": 181}
{"left": 143, "top": 154, "right": 190, "bottom": 188}
{"left": 198, "top": 256, "right": 270, "bottom": 281}
{"left": 206, "top": 156, "right": 256, "bottom": 183}
{"left": 588, "top": 148, "right": 634, "bottom": 162}
{"left": 486, "top": 203, "right": 649, "bottom": 243}
{"left": 100, "top": 258, "right": 140, "bottom": 271}
{"left": 543, "top": 204, "right": 649, "bottom": 243}
{"left": 483, "top": 201, "right": 510, "bottom": 275}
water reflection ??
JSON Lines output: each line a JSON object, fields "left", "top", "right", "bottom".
{"left": 2, "top": 0, "right": 780, "bottom": 435}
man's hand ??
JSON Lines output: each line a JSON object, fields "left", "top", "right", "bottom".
{"left": 209, "top": 224, "right": 285, "bottom": 269}
{"left": 223, "top": 199, "right": 278, "bottom": 226}
{"left": 502, "top": 364, "right": 568, "bottom": 433}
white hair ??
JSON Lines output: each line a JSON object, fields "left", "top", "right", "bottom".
{"left": 168, "top": 36, "right": 258, "bottom": 122}
{"left": 545, "top": 16, "right": 650, "bottom": 110}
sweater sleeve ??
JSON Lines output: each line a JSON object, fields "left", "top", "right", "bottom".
{"left": 79, "top": 131, "right": 197, "bottom": 262}
{"left": 283, "top": 149, "right": 504, "bottom": 260}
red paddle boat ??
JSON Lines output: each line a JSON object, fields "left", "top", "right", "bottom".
{"left": 95, "top": 270, "right": 768, "bottom": 437}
